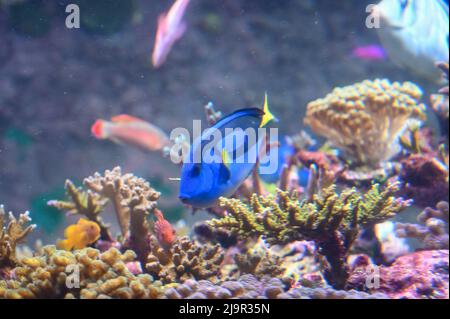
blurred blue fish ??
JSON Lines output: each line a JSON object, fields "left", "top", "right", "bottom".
{"left": 259, "top": 136, "right": 295, "bottom": 184}
{"left": 259, "top": 136, "right": 318, "bottom": 187}
{"left": 179, "top": 95, "right": 276, "bottom": 208}
{"left": 373, "top": 0, "right": 449, "bottom": 82}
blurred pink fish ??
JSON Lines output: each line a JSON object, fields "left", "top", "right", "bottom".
{"left": 91, "top": 114, "right": 171, "bottom": 152}
{"left": 152, "top": 0, "right": 191, "bottom": 68}
{"left": 351, "top": 45, "right": 387, "bottom": 61}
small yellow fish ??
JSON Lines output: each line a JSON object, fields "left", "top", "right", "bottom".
{"left": 58, "top": 218, "right": 101, "bottom": 251}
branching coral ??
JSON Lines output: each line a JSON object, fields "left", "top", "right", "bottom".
{"left": 396, "top": 201, "right": 449, "bottom": 250}
{"left": 209, "top": 183, "right": 410, "bottom": 289}
{"left": 233, "top": 249, "right": 285, "bottom": 279}
{"left": 431, "top": 62, "right": 449, "bottom": 137}
{"left": 0, "top": 246, "right": 164, "bottom": 299}
{"left": 48, "top": 180, "right": 111, "bottom": 241}
{"left": 304, "top": 79, "right": 426, "bottom": 167}
{"left": 83, "top": 167, "right": 160, "bottom": 238}
{"left": 51, "top": 167, "right": 161, "bottom": 263}
{"left": 222, "top": 239, "right": 286, "bottom": 280}
{"left": 145, "top": 236, "right": 224, "bottom": 284}
{"left": 0, "top": 206, "right": 36, "bottom": 269}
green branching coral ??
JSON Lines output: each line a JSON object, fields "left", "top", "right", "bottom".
{"left": 0, "top": 206, "right": 36, "bottom": 269}
{"left": 209, "top": 183, "right": 410, "bottom": 289}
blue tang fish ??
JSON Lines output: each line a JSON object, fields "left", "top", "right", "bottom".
{"left": 373, "top": 0, "right": 449, "bottom": 82}
{"left": 179, "top": 95, "right": 276, "bottom": 208}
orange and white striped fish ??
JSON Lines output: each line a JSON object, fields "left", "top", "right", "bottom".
{"left": 152, "top": 0, "right": 191, "bottom": 68}
{"left": 91, "top": 115, "right": 171, "bottom": 152}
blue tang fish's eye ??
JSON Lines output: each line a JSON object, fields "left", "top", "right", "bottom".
{"left": 191, "top": 164, "right": 201, "bottom": 177}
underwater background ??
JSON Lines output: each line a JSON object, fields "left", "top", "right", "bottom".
{"left": 0, "top": 0, "right": 448, "bottom": 299}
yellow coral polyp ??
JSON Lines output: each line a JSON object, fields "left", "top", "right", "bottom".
{"left": 304, "top": 79, "right": 427, "bottom": 167}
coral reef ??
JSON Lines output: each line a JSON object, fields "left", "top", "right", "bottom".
{"left": 145, "top": 236, "right": 224, "bottom": 284}
{"left": 222, "top": 238, "right": 287, "bottom": 280}
{"left": 163, "top": 274, "right": 386, "bottom": 299}
{"left": 398, "top": 153, "right": 449, "bottom": 207}
{"left": 0, "top": 206, "right": 35, "bottom": 269}
{"left": 0, "top": 246, "right": 164, "bottom": 299}
{"left": 163, "top": 275, "right": 286, "bottom": 299}
{"left": 193, "top": 222, "right": 238, "bottom": 248}
{"left": 396, "top": 201, "right": 449, "bottom": 250}
{"left": 431, "top": 62, "right": 449, "bottom": 137}
{"left": 277, "top": 286, "right": 387, "bottom": 299}
{"left": 347, "top": 250, "right": 449, "bottom": 299}
{"left": 0, "top": 164, "right": 443, "bottom": 300}
{"left": 209, "top": 182, "right": 410, "bottom": 289}
{"left": 304, "top": 79, "right": 426, "bottom": 168}
{"left": 233, "top": 248, "right": 285, "bottom": 279}
{"left": 51, "top": 167, "right": 161, "bottom": 264}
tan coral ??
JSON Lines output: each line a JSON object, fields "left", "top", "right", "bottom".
{"left": 145, "top": 236, "right": 224, "bottom": 284}
{"left": 437, "top": 62, "right": 449, "bottom": 96}
{"left": 84, "top": 167, "right": 160, "bottom": 237}
{"left": 0, "top": 245, "right": 164, "bottom": 299}
{"left": 0, "top": 206, "right": 36, "bottom": 269}
{"left": 396, "top": 201, "right": 449, "bottom": 250}
{"left": 304, "top": 79, "right": 426, "bottom": 167}
{"left": 224, "top": 238, "right": 286, "bottom": 280}
{"left": 48, "top": 180, "right": 111, "bottom": 241}
{"left": 83, "top": 167, "right": 161, "bottom": 263}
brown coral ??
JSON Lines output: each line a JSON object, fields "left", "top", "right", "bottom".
{"left": 145, "top": 236, "right": 224, "bottom": 284}
{"left": 347, "top": 250, "right": 449, "bottom": 299}
{"left": 0, "top": 206, "right": 35, "bottom": 269}
{"left": 162, "top": 274, "right": 387, "bottom": 299}
{"left": 396, "top": 201, "right": 449, "bottom": 250}
{"left": 304, "top": 79, "right": 426, "bottom": 167}
{"left": 83, "top": 167, "right": 160, "bottom": 237}
{"left": 222, "top": 239, "right": 286, "bottom": 280}
{"left": 398, "top": 153, "right": 449, "bottom": 207}
{"left": 0, "top": 245, "right": 163, "bottom": 299}
{"left": 437, "top": 62, "right": 449, "bottom": 96}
